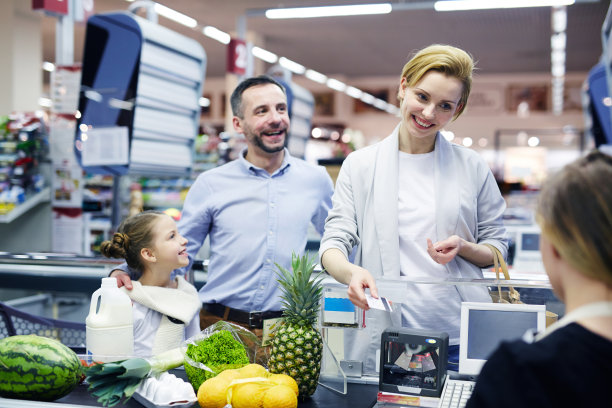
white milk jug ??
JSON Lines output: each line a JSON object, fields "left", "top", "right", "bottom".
{"left": 86, "top": 277, "right": 133, "bottom": 362}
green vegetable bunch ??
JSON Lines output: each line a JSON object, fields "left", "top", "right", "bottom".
{"left": 184, "top": 329, "right": 250, "bottom": 390}
{"left": 85, "top": 348, "right": 185, "bottom": 407}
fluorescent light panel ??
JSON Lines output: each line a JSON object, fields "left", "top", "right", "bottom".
{"left": 305, "top": 69, "right": 327, "bottom": 84}
{"left": 552, "top": 7, "right": 567, "bottom": 32}
{"left": 345, "top": 86, "right": 363, "bottom": 99}
{"left": 154, "top": 3, "right": 197, "bottom": 28}
{"left": 279, "top": 57, "right": 306, "bottom": 74}
{"left": 38, "top": 97, "right": 53, "bottom": 108}
{"left": 42, "top": 61, "right": 55, "bottom": 72}
{"left": 326, "top": 78, "right": 347, "bottom": 92}
{"left": 373, "top": 99, "right": 388, "bottom": 110}
{"left": 266, "top": 3, "right": 392, "bottom": 19}
{"left": 202, "top": 26, "right": 231, "bottom": 44}
{"left": 360, "top": 93, "right": 376, "bottom": 104}
{"left": 551, "top": 32, "right": 566, "bottom": 50}
{"left": 386, "top": 105, "right": 399, "bottom": 115}
{"left": 434, "top": 0, "right": 574, "bottom": 11}
{"left": 252, "top": 46, "right": 278, "bottom": 63}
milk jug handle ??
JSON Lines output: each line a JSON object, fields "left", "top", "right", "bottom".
{"left": 89, "top": 290, "right": 102, "bottom": 316}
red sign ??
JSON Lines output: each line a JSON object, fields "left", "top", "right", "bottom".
{"left": 227, "top": 38, "right": 247, "bottom": 76}
{"left": 32, "top": 0, "right": 69, "bottom": 15}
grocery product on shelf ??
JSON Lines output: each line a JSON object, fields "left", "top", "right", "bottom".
{"left": 0, "top": 113, "right": 48, "bottom": 215}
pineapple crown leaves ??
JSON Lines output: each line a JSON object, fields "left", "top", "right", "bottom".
{"left": 275, "top": 252, "right": 324, "bottom": 326}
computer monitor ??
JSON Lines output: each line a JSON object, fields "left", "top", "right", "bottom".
{"left": 517, "top": 228, "right": 540, "bottom": 260}
{"left": 511, "top": 225, "right": 545, "bottom": 274}
{"left": 459, "top": 302, "right": 546, "bottom": 376}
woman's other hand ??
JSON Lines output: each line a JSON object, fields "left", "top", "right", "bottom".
{"left": 427, "top": 236, "right": 496, "bottom": 267}
{"left": 427, "top": 236, "right": 463, "bottom": 265}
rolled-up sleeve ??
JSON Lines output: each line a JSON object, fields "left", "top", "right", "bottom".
{"left": 475, "top": 164, "right": 508, "bottom": 262}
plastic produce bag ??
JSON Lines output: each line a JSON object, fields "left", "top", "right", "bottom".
{"left": 181, "top": 321, "right": 264, "bottom": 390}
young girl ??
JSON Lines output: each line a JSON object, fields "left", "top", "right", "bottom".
{"left": 100, "top": 210, "right": 201, "bottom": 357}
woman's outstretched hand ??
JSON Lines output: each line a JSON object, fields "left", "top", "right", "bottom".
{"left": 347, "top": 265, "right": 379, "bottom": 310}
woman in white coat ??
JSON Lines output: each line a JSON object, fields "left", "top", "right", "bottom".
{"left": 319, "top": 44, "right": 507, "bottom": 374}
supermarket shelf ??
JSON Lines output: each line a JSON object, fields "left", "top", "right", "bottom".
{"left": 0, "top": 187, "right": 51, "bottom": 224}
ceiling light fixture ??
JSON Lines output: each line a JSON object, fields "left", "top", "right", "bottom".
{"left": 551, "top": 6, "right": 568, "bottom": 115}
{"left": 154, "top": 3, "right": 197, "bottom": 28}
{"left": 326, "top": 78, "right": 347, "bottom": 92}
{"left": 373, "top": 99, "right": 388, "bottom": 110}
{"left": 279, "top": 57, "right": 306, "bottom": 75}
{"left": 252, "top": 46, "right": 278, "bottom": 64}
{"left": 38, "top": 97, "right": 53, "bottom": 108}
{"left": 42, "top": 61, "right": 55, "bottom": 72}
{"left": 434, "top": 0, "right": 575, "bottom": 11}
{"left": 385, "top": 105, "right": 400, "bottom": 115}
{"left": 345, "top": 86, "right": 364, "bottom": 99}
{"left": 305, "top": 69, "right": 328, "bottom": 84}
{"left": 202, "top": 26, "right": 231, "bottom": 44}
{"left": 360, "top": 93, "right": 376, "bottom": 104}
{"left": 265, "top": 3, "right": 392, "bottom": 19}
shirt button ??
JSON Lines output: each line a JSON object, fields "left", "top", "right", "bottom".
{"left": 266, "top": 258, "right": 271, "bottom": 263}
{"left": 269, "top": 231, "right": 273, "bottom": 235}
{"left": 260, "top": 285, "right": 265, "bottom": 290}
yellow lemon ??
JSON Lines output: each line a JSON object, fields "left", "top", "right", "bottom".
{"left": 216, "top": 368, "right": 243, "bottom": 381}
{"left": 238, "top": 363, "right": 268, "bottom": 378}
{"left": 267, "top": 373, "right": 299, "bottom": 396}
{"left": 263, "top": 384, "right": 298, "bottom": 408}
{"left": 197, "top": 376, "right": 230, "bottom": 408}
{"left": 230, "top": 382, "right": 267, "bottom": 408}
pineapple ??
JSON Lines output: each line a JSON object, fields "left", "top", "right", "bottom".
{"left": 268, "top": 253, "right": 324, "bottom": 399}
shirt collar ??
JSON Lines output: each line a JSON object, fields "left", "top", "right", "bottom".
{"left": 239, "top": 147, "right": 292, "bottom": 176}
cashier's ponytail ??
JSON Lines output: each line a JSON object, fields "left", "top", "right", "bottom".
{"left": 536, "top": 150, "right": 612, "bottom": 286}
{"left": 100, "top": 210, "right": 164, "bottom": 274}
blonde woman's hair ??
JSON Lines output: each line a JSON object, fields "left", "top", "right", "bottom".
{"left": 398, "top": 44, "right": 474, "bottom": 119}
{"left": 536, "top": 150, "right": 612, "bottom": 286}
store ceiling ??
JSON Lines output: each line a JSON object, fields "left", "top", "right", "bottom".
{"left": 42, "top": 0, "right": 610, "bottom": 79}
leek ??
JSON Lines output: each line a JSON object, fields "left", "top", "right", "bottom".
{"left": 85, "top": 348, "right": 185, "bottom": 407}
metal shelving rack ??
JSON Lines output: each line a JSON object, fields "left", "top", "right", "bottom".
{"left": 0, "top": 187, "right": 51, "bottom": 224}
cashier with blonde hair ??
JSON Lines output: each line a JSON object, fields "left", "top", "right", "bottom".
{"left": 467, "top": 150, "right": 612, "bottom": 407}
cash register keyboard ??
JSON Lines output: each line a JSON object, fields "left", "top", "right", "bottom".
{"left": 438, "top": 378, "right": 475, "bottom": 408}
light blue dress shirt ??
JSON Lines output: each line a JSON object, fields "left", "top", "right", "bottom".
{"left": 172, "top": 148, "right": 333, "bottom": 312}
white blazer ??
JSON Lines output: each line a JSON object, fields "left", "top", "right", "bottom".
{"left": 319, "top": 124, "right": 507, "bottom": 373}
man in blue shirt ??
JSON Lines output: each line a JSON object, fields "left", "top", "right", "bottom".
{"left": 111, "top": 75, "right": 334, "bottom": 335}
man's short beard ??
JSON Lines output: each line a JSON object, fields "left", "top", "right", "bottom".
{"left": 252, "top": 134, "right": 285, "bottom": 154}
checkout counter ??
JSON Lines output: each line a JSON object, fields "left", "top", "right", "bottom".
{"left": 0, "top": 373, "right": 377, "bottom": 408}
{"left": 0, "top": 253, "right": 561, "bottom": 408}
